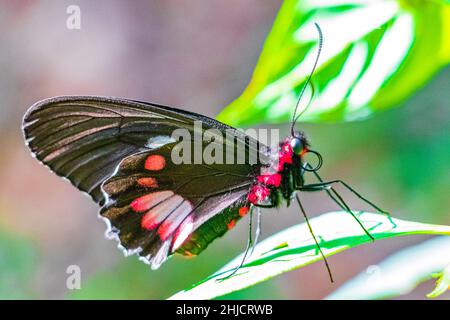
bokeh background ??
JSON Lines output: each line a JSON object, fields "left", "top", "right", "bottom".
{"left": 0, "top": 0, "right": 448, "bottom": 299}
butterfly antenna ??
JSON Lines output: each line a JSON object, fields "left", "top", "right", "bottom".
{"left": 290, "top": 22, "right": 323, "bottom": 137}
{"left": 250, "top": 207, "right": 262, "bottom": 256}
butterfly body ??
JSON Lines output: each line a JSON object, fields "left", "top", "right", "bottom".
{"left": 247, "top": 135, "right": 309, "bottom": 209}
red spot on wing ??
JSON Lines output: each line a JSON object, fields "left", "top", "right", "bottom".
{"left": 183, "top": 250, "right": 195, "bottom": 257}
{"left": 227, "top": 219, "right": 236, "bottom": 230}
{"left": 239, "top": 206, "right": 249, "bottom": 217}
{"left": 145, "top": 155, "right": 166, "bottom": 171}
{"left": 130, "top": 190, "right": 174, "bottom": 212}
{"left": 137, "top": 177, "right": 158, "bottom": 188}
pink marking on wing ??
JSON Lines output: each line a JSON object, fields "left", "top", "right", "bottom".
{"left": 257, "top": 173, "right": 281, "bottom": 187}
{"left": 171, "top": 215, "right": 194, "bottom": 252}
{"left": 145, "top": 155, "right": 166, "bottom": 171}
{"left": 130, "top": 190, "right": 173, "bottom": 212}
{"left": 227, "top": 219, "right": 236, "bottom": 230}
{"left": 141, "top": 194, "right": 184, "bottom": 230}
{"left": 137, "top": 177, "right": 158, "bottom": 188}
{"left": 239, "top": 206, "right": 249, "bottom": 217}
{"left": 158, "top": 200, "right": 194, "bottom": 240}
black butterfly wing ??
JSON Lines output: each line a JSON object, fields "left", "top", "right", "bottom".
{"left": 22, "top": 96, "right": 262, "bottom": 204}
{"left": 23, "top": 96, "right": 267, "bottom": 268}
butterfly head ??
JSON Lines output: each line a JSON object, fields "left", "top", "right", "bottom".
{"left": 284, "top": 131, "right": 323, "bottom": 173}
{"left": 289, "top": 131, "right": 309, "bottom": 156}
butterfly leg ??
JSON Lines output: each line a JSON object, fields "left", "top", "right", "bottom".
{"left": 307, "top": 167, "right": 391, "bottom": 218}
{"left": 303, "top": 164, "right": 347, "bottom": 212}
{"left": 300, "top": 183, "right": 375, "bottom": 241}
{"left": 295, "top": 193, "right": 334, "bottom": 283}
{"left": 216, "top": 207, "right": 254, "bottom": 281}
{"left": 303, "top": 174, "right": 396, "bottom": 228}
{"left": 250, "top": 207, "right": 262, "bottom": 257}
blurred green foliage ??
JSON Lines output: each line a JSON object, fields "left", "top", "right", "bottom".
{"left": 217, "top": 0, "right": 450, "bottom": 126}
{"left": 0, "top": 229, "right": 37, "bottom": 299}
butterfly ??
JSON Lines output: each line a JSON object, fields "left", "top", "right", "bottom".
{"left": 21, "top": 24, "right": 389, "bottom": 281}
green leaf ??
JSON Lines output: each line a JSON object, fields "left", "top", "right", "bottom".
{"left": 217, "top": 0, "right": 450, "bottom": 127}
{"left": 0, "top": 230, "right": 37, "bottom": 299}
{"left": 427, "top": 263, "right": 450, "bottom": 298}
{"left": 168, "top": 211, "right": 450, "bottom": 300}
{"left": 325, "top": 236, "right": 450, "bottom": 299}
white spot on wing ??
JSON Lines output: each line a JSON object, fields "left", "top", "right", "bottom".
{"left": 145, "top": 135, "right": 175, "bottom": 149}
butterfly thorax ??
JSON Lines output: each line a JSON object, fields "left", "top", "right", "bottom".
{"left": 247, "top": 134, "right": 309, "bottom": 208}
